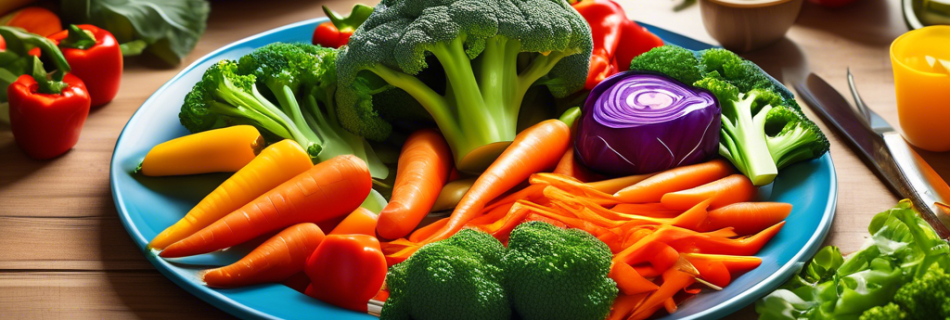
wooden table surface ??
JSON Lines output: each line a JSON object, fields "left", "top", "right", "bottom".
{"left": 1, "top": 0, "right": 945, "bottom": 318}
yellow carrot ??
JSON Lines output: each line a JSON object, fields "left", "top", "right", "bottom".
{"left": 148, "top": 139, "right": 313, "bottom": 250}
{"left": 139, "top": 125, "right": 265, "bottom": 176}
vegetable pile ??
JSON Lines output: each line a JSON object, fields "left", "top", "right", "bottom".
{"left": 757, "top": 200, "right": 950, "bottom": 320}
{"left": 631, "top": 45, "right": 830, "bottom": 186}
{"left": 134, "top": 0, "right": 839, "bottom": 319}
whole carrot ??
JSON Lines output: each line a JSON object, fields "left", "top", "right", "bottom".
{"left": 420, "top": 119, "right": 571, "bottom": 244}
{"left": 160, "top": 155, "right": 371, "bottom": 258}
{"left": 139, "top": 125, "right": 265, "bottom": 176}
{"left": 377, "top": 129, "right": 452, "bottom": 240}
{"left": 660, "top": 173, "right": 756, "bottom": 210}
{"left": 202, "top": 223, "right": 326, "bottom": 288}
{"left": 614, "top": 159, "right": 734, "bottom": 203}
{"left": 701, "top": 202, "right": 792, "bottom": 235}
{"left": 330, "top": 207, "right": 379, "bottom": 236}
{"left": 148, "top": 140, "right": 313, "bottom": 250}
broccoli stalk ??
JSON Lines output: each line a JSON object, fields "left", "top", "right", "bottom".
{"left": 336, "top": 0, "right": 593, "bottom": 172}
{"left": 694, "top": 76, "right": 781, "bottom": 186}
{"left": 182, "top": 43, "right": 389, "bottom": 179}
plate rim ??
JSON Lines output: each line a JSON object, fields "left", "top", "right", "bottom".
{"left": 110, "top": 18, "right": 839, "bottom": 320}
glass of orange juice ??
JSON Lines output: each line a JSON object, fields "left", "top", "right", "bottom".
{"left": 890, "top": 26, "right": 950, "bottom": 152}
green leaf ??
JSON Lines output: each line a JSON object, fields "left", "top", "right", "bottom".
{"left": 60, "top": 0, "right": 210, "bottom": 66}
{"left": 119, "top": 40, "right": 148, "bottom": 56}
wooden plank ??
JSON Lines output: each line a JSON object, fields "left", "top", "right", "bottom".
{"left": 0, "top": 216, "right": 151, "bottom": 271}
{"left": 0, "top": 271, "right": 232, "bottom": 319}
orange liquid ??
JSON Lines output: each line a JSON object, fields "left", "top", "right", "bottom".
{"left": 890, "top": 26, "right": 950, "bottom": 152}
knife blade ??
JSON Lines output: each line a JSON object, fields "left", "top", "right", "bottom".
{"left": 795, "top": 73, "right": 950, "bottom": 238}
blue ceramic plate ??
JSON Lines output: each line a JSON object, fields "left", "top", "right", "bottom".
{"left": 110, "top": 18, "right": 838, "bottom": 320}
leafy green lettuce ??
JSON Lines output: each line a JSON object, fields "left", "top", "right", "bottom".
{"left": 756, "top": 200, "right": 950, "bottom": 320}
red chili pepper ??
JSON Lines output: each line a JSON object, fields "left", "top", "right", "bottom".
{"left": 304, "top": 234, "right": 387, "bottom": 312}
{"left": 46, "top": 25, "right": 122, "bottom": 107}
{"left": 8, "top": 57, "right": 90, "bottom": 160}
{"left": 571, "top": 0, "right": 663, "bottom": 89}
{"left": 312, "top": 4, "right": 374, "bottom": 48}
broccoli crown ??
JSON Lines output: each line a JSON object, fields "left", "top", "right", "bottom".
{"left": 859, "top": 303, "right": 907, "bottom": 320}
{"left": 699, "top": 49, "right": 772, "bottom": 93}
{"left": 502, "top": 221, "right": 617, "bottom": 320}
{"left": 629, "top": 45, "right": 703, "bottom": 85}
{"left": 381, "top": 228, "right": 510, "bottom": 320}
{"left": 180, "top": 60, "right": 261, "bottom": 133}
{"left": 335, "top": 0, "right": 592, "bottom": 170}
{"left": 238, "top": 43, "right": 321, "bottom": 93}
{"left": 892, "top": 266, "right": 950, "bottom": 319}
{"left": 765, "top": 106, "right": 830, "bottom": 169}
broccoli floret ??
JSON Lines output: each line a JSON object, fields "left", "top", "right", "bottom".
{"left": 859, "top": 303, "right": 907, "bottom": 320}
{"left": 180, "top": 59, "right": 320, "bottom": 155}
{"left": 629, "top": 45, "right": 703, "bottom": 84}
{"left": 893, "top": 266, "right": 950, "bottom": 319}
{"left": 694, "top": 76, "right": 781, "bottom": 186}
{"left": 699, "top": 49, "right": 773, "bottom": 93}
{"left": 182, "top": 43, "right": 389, "bottom": 179}
{"left": 502, "top": 221, "right": 617, "bottom": 320}
{"left": 765, "top": 106, "right": 830, "bottom": 170}
{"left": 381, "top": 229, "right": 510, "bottom": 320}
{"left": 335, "top": 0, "right": 593, "bottom": 172}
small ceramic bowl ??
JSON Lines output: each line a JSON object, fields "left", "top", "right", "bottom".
{"left": 699, "top": 0, "right": 804, "bottom": 52}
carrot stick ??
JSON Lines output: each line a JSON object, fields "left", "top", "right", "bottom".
{"left": 483, "top": 184, "right": 547, "bottom": 213}
{"left": 408, "top": 217, "right": 450, "bottom": 243}
{"left": 420, "top": 119, "right": 571, "bottom": 244}
{"left": 377, "top": 129, "right": 452, "bottom": 240}
{"left": 586, "top": 173, "right": 655, "bottom": 194}
{"left": 629, "top": 269, "right": 695, "bottom": 320}
{"left": 702, "top": 227, "right": 739, "bottom": 238}
{"left": 139, "top": 125, "right": 265, "bottom": 176}
{"left": 681, "top": 253, "right": 762, "bottom": 274}
{"left": 531, "top": 173, "right": 617, "bottom": 202}
{"left": 660, "top": 174, "right": 756, "bottom": 210}
{"left": 160, "top": 155, "right": 371, "bottom": 258}
{"left": 201, "top": 223, "right": 325, "bottom": 288}
{"left": 148, "top": 139, "right": 313, "bottom": 250}
{"left": 552, "top": 149, "right": 602, "bottom": 182}
{"left": 664, "top": 222, "right": 786, "bottom": 256}
{"left": 701, "top": 202, "right": 792, "bottom": 235}
{"left": 614, "top": 159, "right": 734, "bottom": 203}
{"left": 330, "top": 207, "right": 379, "bottom": 236}
{"left": 607, "top": 293, "right": 650, "bottom": 320}
{"left": 611, "top": 203, "right": 680, "bottom": 218}
{"left": 610, "top": 262, "right": 659, "bottom": 295}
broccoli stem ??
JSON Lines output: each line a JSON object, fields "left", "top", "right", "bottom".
{"left": 303, "top": 92, "right": 390, "bottom": 179}
{"left": 722, "top": 95, "right": 777, "bottom": 186}
{"left": 767, "top": 126, "right": 814, "bottom": 169}
{"left": 367, "top": 35, "right": 575, "bottom": 170}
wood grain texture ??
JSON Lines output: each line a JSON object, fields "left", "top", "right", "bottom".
{"left": 0, "top": 0, "right": 945, "bottom": 319}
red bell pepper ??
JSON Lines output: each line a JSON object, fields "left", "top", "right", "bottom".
{"left": 571, "top": 0, "right": 663, "bottom": 89}
{"left": 304, "top": 234, "right": 387, "bottom": 312}
{"left": 0, "top": 35, "right": 5, "bottom": 50}
{"left": 46, "top": 25, "right": 122, "bottom": 107}
{"left": 8, "top": 57, "right": 90, "bottom": 160}
{"left": 312, "top": 4, "right": 374, "bottom": 48}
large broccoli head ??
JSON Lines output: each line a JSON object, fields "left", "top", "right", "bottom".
{"left": 336, "top": 0, "right": 592, "bottom": 172}
{"left": 502, "top": 221, "right": 617, "bottom": 320}
{"left": 381, "top": 228, "right": 510, "bottom": 320}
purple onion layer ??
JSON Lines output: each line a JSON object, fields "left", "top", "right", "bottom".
{"left": 575, "top": 71, "right": 721, "bottom": 176}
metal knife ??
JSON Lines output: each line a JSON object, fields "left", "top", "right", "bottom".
{"left": 795, "top": 72, "right": 950, "bottom": 238}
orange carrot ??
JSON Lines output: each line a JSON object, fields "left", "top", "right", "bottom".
{"left": 701, "top": 202, "right": 792, "bottom": 235}
{"left": 408, "top": 217, "right": 450, "bottom": 243}
{"left": 610, "top": 262, "right": 659, "bottom": 295}
{"left": 148, "top": 139, "right": 313, "bottom": 250}
{"left": 660, "top": 174, "right": 756, "bottom": 210}
{"left": 330, "top": 208, "right": 379, "bottom": 236}
{"left": 586, "top": 173, "right": 655, "bottom": 194}
{"left": 160, "top": 155, "right": 371, "bottom": 258}
{"left": 614, "top": 159, "right": 734, "bottom": 203}
{"left": 552, "top": 149, "right": 602, "bottom": 182}
{"left": 629, "top": 269, "right": 695, "bottom": 320}
{"left": 201, "top": 223, "right": 326, "bottom": 288}
{"left": 611, "top": 203, "right": 680, "bottom": 218}
{"left": 419, "top": 120, "right": 570, "bottom": 244}
{"left": 607, "top": 292, "right": 650, "bottom": 320}
{"left": 377, "top": 129, "right": 452, "bottom": 240}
